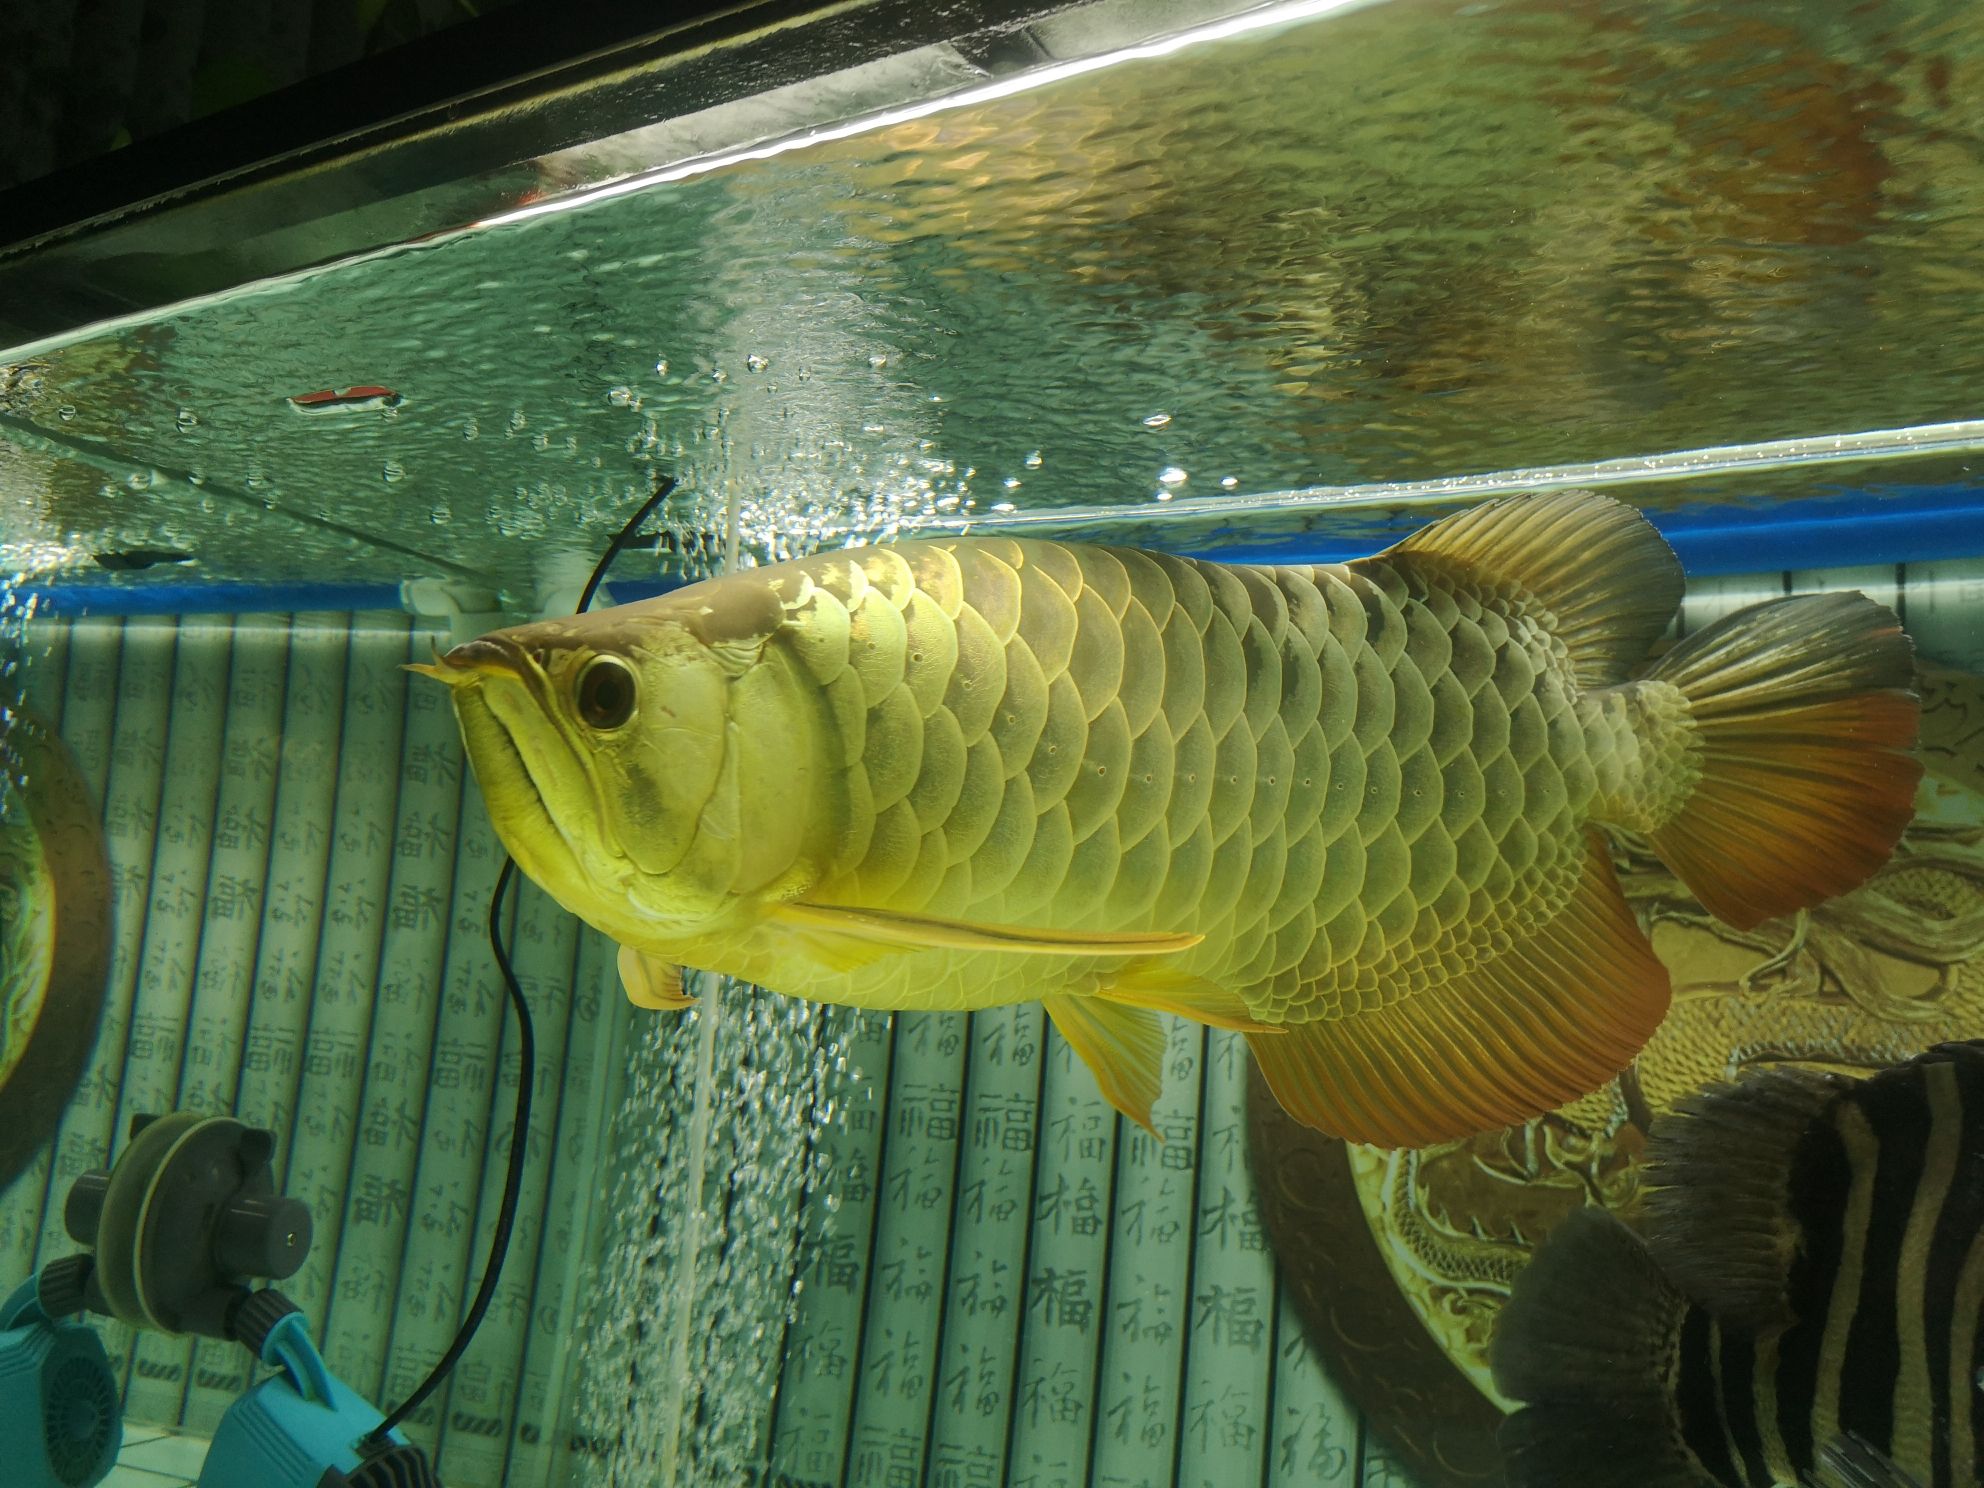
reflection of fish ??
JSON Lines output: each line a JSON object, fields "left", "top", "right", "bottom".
{"left": 1492, "top": 1042, "right": 1984, "bottom": 1488}
{"left": 90, "top": 548, "right": 193, "bottom": 571}
{"left": 417, "top": 491, "right": 1920, "bottom": 1145}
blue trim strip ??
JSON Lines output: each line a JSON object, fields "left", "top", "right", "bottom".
{"left": 1661, "top": 494, "right": 1984, "bottom": 576}
{"left": 599, "top": 578, "right": 688, "bottom": 604}
{"left": 19, "top": 580, "right": 405, "bottom": 617}
{"left": 1175, "top": 489, "right": 1984, "bottom": 574}
{"left": 15, "top": 489, "right": 1983, "bottom": 616}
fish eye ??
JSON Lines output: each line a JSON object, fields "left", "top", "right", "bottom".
{"left": 575, "top": 655, "right": 638, "bottom": 730}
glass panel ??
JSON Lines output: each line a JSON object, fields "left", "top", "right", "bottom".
{"left": 6, "top": 0, "right": 1984, "bottom": 602}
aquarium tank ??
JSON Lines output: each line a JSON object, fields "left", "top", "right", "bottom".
{"left": 2, "top": 1, "right": 1982, "bottom": 1486}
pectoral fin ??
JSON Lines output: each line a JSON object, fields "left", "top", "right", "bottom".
{"left": 775, "top": 900, "right": 1201, "bottom": 958}
{"left": 617, "top": 945, "right": 695, "bottom": 1010}
{"left": 1042, "top": 995, "right": 1166, "bottom": 1135}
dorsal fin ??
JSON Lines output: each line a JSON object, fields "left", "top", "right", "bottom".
{"left": 1640, "top": 1063, "right": 1841, "bottom": 1329}
{"left": 1366, "top": 490, "right": 1683, "bottom": 688}
{"left": 1644, "top": 1042, "right": 1984, "bottom": 1333}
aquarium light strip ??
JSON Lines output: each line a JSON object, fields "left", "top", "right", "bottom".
{"left": 479, "top": 0, "right": 1383, "bottom": 230}
{"left": 911, "top": 417, "right": 1984, "bottom": 536}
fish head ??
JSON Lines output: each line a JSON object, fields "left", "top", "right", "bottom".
{"left": 415, "top": 599, "right": 770, "bottom": 933}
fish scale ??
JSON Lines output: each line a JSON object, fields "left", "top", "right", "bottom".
{"left": 427, "top": 489, "right": 1922, "bottom": 1145}
{"left": 757, "top": 537, "right": 1586, "bottom": 1032}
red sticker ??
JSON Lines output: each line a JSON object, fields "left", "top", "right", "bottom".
{"left": 288, "top": 386, "right": 402, "bottom": 412}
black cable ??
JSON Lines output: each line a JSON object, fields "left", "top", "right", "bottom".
{"left": 577, "top": 473, "right": 678, "bottom": 613}
{"left": 365, "top": 472, "right": 678, "bottom": 1450}
{"left": 367, "top": 859, "right": 531, "bottom": 1448}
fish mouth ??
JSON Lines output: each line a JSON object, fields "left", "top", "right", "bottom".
{"left": 450, "top": 681, "right": 596, "bottom": 897}
{"left": 417, "top": 627, "right": 643, "bottom": 917}
{"left": 481, "top": 700, "right": 555, "bottom": 833}
{"left": 413, "top": 632, "right": 587, "bottom": 877}
{"left": 410, "top": 634, "right": 566, "bottom": 721}
{"left": 441, "top": 636, "right": 528, "bottom": 677}
{"left": 410, "top": 634, "right": 530, "bottom": 685}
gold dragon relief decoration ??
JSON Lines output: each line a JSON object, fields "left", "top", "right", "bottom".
{"left": 1254, "top": 662, "right": 1984, "bottom": 1484}
{"left": 1361, "top": 660, "right": 1984, "bottom": 1401}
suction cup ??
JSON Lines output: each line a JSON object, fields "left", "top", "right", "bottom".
{"left": 63, "top": 1114, "right": 311, "bottom": 1340}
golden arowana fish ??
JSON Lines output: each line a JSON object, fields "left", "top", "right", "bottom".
{"left": 416, "top": 491, "right": 1921, "bottom": 1147}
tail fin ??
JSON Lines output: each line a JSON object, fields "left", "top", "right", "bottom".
{"left": 1490, "top": 1207, "right": 1704, "bottom": 1488}
{"left": 1640, "top": 591, "right": 1920, "bottom": 930}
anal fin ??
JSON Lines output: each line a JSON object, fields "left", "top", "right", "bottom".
{"left": 1247, "top": 832, "right": 1670, "bottom": 1148}
{"left": 1043, "top": 995, "right": 1166, "bottom": 1135}
{"left": 617, "top": 945, "right": 696, "bottom": 1010}
{"left": 1095, "top": 961, "right": 1281, "bottom": 1034}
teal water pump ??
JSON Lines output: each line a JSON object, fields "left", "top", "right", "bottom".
{"left": 0, "top": 1113, "right": 438, "bottom": 1488}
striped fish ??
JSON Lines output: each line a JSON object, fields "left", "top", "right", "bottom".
{"left": 1491, "top": 1042, "right": 1984, "bottom": 1488}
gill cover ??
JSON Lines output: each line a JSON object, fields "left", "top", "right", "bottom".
{"left": 494, "top": 577, "right": 849, "bottom": 923}
{"left": 556, "top": 624, "right": 730, "bottom": 883}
